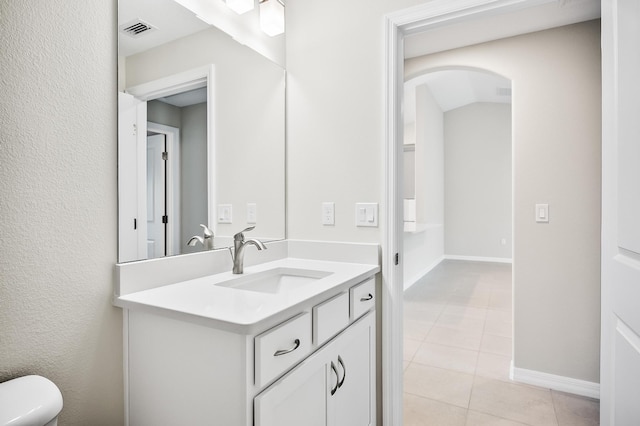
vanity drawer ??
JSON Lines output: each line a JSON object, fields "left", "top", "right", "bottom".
{"left": 313, "top": 292, "right": 349, "bottom": 346}
{"left": 350, "top": 277, "right": 376, "bottom": 320}
{"left": 255, "top": 312, "right": 312, "bottom": 387}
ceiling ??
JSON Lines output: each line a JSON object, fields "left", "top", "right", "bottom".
{"left": 404, "top": 0, "right": 601, "bottom": 59}
{"left": 119, "top": 0, "right": 209, "bottom": 57}
{"left": 405, "top": 70, "right": 511, "bottom": 123}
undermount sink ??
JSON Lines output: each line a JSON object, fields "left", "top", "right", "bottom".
{"left": 216, "top": 267, "right": 333, "bottom": 294}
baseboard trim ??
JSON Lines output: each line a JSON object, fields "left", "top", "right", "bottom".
{"left": 444, "top": 254, "right": 512, "bottom": 264}
{"left": 510, "top": 363, "right": 600, "bottom": 399}
{"left": 403, "top": 256, "right": 444, "bottom": 291}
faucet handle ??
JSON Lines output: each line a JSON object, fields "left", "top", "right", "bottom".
{"left": 233, "top": 226, "right": 256, "bottom": 241}
{"left": 199, "top": 224, "right": 214, "bottom": 239}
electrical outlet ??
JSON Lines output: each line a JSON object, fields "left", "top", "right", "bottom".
{"left": 217, "top": 204, "right": 232, "bottom": 224}
{"left": 247, "top": 203, "right": 257, "bottom": 224}
{"left": 322, "top": 202, "right": 335, "bottom": 225}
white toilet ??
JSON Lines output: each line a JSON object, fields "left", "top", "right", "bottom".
{"left": 0, "top": 375, "right": 63, "bottom": 426}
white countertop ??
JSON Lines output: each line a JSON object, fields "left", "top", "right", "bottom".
{"left": 115, "top": 257, "right": 379, "bottom": 334}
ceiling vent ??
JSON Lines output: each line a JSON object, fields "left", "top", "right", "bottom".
{"left": 496, "top": 87, "right": 512, "bottom": 97}
{"left": 119, "top": 19, "right": 157, "bottom": 38}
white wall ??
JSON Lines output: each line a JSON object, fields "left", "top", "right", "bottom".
{"left": 404, "top": 84, "right": 445, "bottom": 289}
{"left": 407, "top": 21, "right": 601, "bottom": 383}
{"left": 0, "top": 1, "right": 123, "bottom": 424}
{"left": 444, "top": 102, "right": 512, "bottom": 260}
{"left": 180, "top": 102, "right": 208, "bottom": 247}
{"left": 286, "top": 0, "right": 426, "bottom": 242}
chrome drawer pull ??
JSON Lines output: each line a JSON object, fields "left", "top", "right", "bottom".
{"left": 330, "top": 361, "right": 339, "bottom": 396}
{"left": 360, "top": 293, "right": 373, "bottom": 302}
{"left": 274, "top": 339, "right": 300, "bottom": 357}
{"left": 337, "top": 355, "right": 346, "bottom": 388}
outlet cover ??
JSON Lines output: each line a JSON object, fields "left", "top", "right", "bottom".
{"left": 217, "top": 204, "right": 232, "bottom": 224}
{"left": 322, "top": 202, "right": 335, "bottom": 225}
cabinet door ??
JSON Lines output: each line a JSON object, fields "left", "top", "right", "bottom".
{"left": 329, "top": 314, "right": 374, "bottom": 426}
{"left": 254, "top": 351, "right": 328, "bottom": 426}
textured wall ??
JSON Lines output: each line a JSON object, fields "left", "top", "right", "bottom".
{"left": 0, "top": 1, "right": 123, "bottom": 424}
{"left": 406, "top": 21, "right": 601, "bottom": 383}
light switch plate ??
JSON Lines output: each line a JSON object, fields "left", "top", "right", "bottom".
{"left": 535, "top": 203, "right": 549, "bottom": 223}
{"left": 322, "top": 202, "right": 335, "bottom": 225}
{"left": 247, "top": 203, "right": 257, "bottom": 224}
{"left": 355, "top": 203, "right": 378, "bottom": 227}
{"left": 218, "top": 204, "right": 233, "bottom": 224}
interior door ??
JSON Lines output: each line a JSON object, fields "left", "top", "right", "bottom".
{"left": 146, "top": 134, "right": 166, "bottom": 259}
{"left": 601, "top": 1, "right": 640, "bottom": 424}
{"left": 118, "top": 92, "right": 146, "bottom": 262}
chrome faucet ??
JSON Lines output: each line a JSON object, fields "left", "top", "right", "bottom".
{"left": 187, "top": 224, "right": 214, "bottom": 250}
{"left": 229, "top": 226, "right": 266, "bottom": 274}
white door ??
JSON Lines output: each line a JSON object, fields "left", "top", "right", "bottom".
{"left": 147, "top": 134, "right": 166, "bottom": 259}
{"left": 601, "top": 1, "right": 640, "bottom": 424}
{"left": 118, "top": 92, "right": 146, "bottom": 262}
{"left": 330, "top": 319, "right": 373, "bottom": 426}
{"left": 254, "top": 356, "right": 328, "bottom": 426}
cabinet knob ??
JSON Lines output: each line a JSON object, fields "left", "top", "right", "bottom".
{"left": 273, "top": 339, "right": 300, "bottom": 357}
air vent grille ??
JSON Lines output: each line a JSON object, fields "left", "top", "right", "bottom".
{"left": 119, "top": 19, "right": 157, "bottom": 38}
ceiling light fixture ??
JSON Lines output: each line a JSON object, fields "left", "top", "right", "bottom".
{"left": 226, "top": 0, "right": 254, "bottom": 15}
{"left": 259, "top": 0, "right": 284, "bottom": 36}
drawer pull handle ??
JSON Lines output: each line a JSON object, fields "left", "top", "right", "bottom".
{"left": 360, "top": 293, "right": 373, "bottom": 302}
{"left": 274, "top": 339, "right": 300, "bottom": 357}
{"left": 330, "top": 361, "right": 339, "bottom": 396}
{"left": 337, "top": 355, "right": 346, "bottom": 388}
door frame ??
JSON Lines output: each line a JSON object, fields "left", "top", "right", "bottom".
{"left": 126, "top": 65, "right": 217, "bottom": 232}
{"left": 382, "top": 1, "right": 570, "bottom": 424}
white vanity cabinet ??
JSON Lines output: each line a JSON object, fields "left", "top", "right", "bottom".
{"left": 254, "top": 312, "right": 375, "bottom": 426}
{"left": 123, "top": 273, "right": 376, "bottom": 426}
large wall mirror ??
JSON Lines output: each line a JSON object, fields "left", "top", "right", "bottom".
{"left": 118, "top": 0, "right": 286, "bottom": 263}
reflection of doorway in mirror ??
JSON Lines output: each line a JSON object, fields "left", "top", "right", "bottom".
{"left": 146, "top": 122, "right": 182, "bottom": 258}
{"left": 146, "top": 133, "right": 167, "bottom": 259}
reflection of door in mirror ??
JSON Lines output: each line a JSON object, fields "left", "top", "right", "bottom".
{"left": 117, "top": 84, "right": 208, "bottom": 263}
{"left": 146, "top": 133, "right": 166, "bottom": 259}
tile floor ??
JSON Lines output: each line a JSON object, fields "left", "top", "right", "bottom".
{"left": 403, "top": 260, "right": 599, "bottom": 426}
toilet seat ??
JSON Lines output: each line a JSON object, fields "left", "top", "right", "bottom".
{"left": 0, "top": 375, "right": 63, "bottom": 426}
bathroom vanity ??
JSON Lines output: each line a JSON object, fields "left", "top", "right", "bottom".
{"left": 114, "top": 241, "right": 379, "bottom": 426}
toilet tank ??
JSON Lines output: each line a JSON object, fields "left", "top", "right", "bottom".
{"left": 0, "top": 375, "right": 63, "bottom": 426}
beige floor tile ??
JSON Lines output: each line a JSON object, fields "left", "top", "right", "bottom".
{"left": 437, "top": 312, "right": 486, "bottom": 333}
{"left": 484, "top": 312, "right": 513, "bottom": 338}
{"left": 475, "top": 352, "right": 512, "bottom": 382}
{"left": 469, "top": 377, "right": 558, "bottom": 426}
{"left": 489, "top": 291, "right": 513, "bottom": 311}
{"left": 405, "top": 302, "right": 444, "bottom": 322}
{"left": 405, "top": 338, "right": 422, "bottom": 361}
{"left": 480, "top": 334, "right": 512, "bottom": 357}
{"left": 465, "top": 410, "right": 529, "bottom": 425}
{"left": 404, "top": 394, "right": 468, "bottom": 426}
{"left": 551, "top": 390, "right": 600, "bottom": 426}
{"left": 443, "top": 304, "right": 488, "bottom": 320}
{"left": 413, "top": 342, "right": 479, "bottom": 375}
{"left": 405, "top": 318, "right": 435, "bottom": 341}
{"left": 404, "top": 363, "right": 475, "bottom": 408}
{"left": 448, "top": 293, "right": 491, "bottom": 309}
{"left": 426, "top": 325, "right": 483, "bottom": 351}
